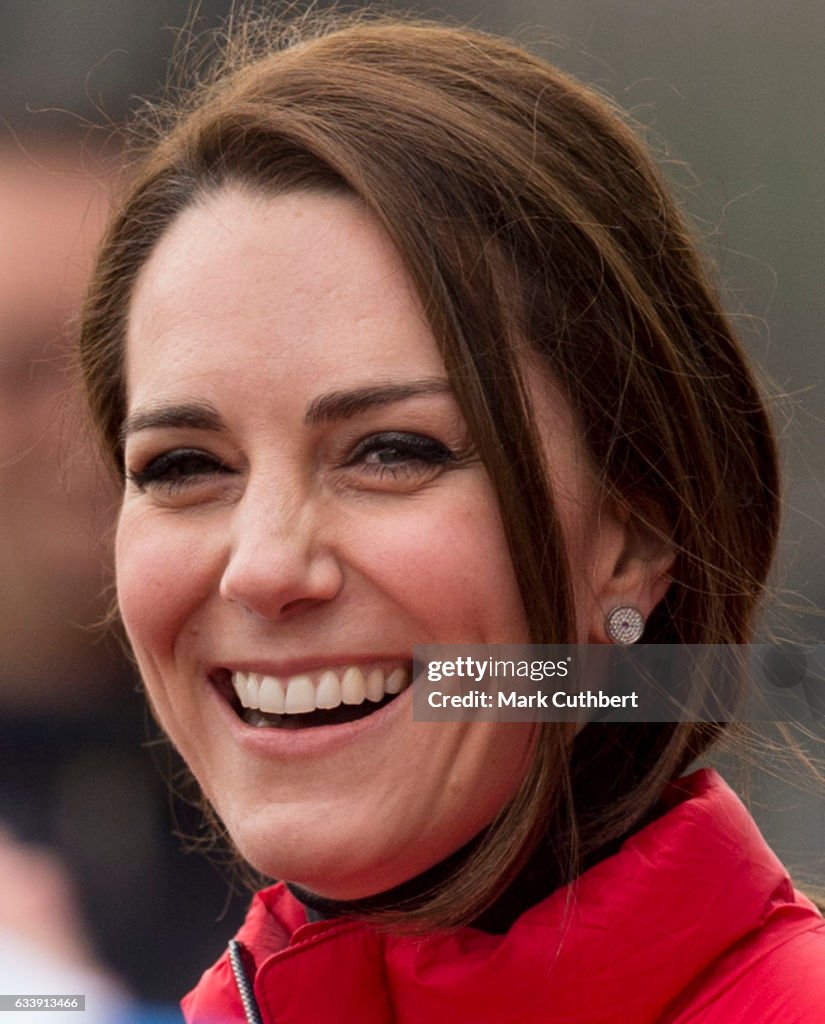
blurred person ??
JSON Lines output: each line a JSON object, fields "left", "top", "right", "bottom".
{"left": 0, "top": 146, "right": 116, "bottom": 705}
{"left": 0, "top": 826, "right": 186, "bottom": 1023}
{"left": 78, "top": 11, "right": 825, "bottom": 1023}
{"left": 0, "top": 144, "right": 245, "bottom": 1003}
{"left": 0, "top": 825, "right": 132, "bottom": 1023}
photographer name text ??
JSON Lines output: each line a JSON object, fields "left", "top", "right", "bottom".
{"left": 427, "top": 689, "right": 639, "bottom": 709}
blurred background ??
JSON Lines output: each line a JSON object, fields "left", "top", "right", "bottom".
{"left": 1, "top": 0, "right": 822, "bottom": 1009}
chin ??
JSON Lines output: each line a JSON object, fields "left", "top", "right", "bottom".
{"left": 249, "top": 844, "right": 425, "bottom": 900}
{"left": 225, "top": 810, "right": 450, "bottom": 901}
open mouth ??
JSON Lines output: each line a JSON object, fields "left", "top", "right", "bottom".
{"left": 215, "top": 664, "right": 412, "bottom": 730}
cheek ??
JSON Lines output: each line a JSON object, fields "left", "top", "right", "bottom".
{"left": 340, "top": 486, "right": 528, "bottom": 641}
{"left": 115, "top": 509, "right": 213, "bottom": 678}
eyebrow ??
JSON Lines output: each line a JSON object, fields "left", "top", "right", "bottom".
{"left": 120, "top": 401, "right": 225, "bottom": 443}
{"left": 120, "top": 379, "right": 453, "bottom": 442}
{"left": 304, "top": 378, "right": 452, "bottom": 425}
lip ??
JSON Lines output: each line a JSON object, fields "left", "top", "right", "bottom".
{"left": 206, "top": 654, "right": 416, "bottom": 759}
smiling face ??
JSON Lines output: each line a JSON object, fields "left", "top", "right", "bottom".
{"left": 117, "top": 187, "right": 622, "bottom": 898}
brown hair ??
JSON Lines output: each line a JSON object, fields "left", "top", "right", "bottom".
{"left": 79, "top": 12, "right": 780, "bottom": 928}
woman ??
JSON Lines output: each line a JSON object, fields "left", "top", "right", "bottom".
{"left": 79, "top": 13, "right": 825, "bottom": 1022}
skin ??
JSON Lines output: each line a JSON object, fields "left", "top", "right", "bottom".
{"left": 117, "top": 187, "right": 672, "bottom": 898}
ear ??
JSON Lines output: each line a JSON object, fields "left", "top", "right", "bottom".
{"left": 586, "top": 498, "right": 675, "bottom": 643}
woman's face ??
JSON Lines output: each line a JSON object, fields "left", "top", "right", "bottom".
{"left": 117, "top": 187, "right": 611, "bottom": 898}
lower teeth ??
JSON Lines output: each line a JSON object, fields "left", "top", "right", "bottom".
{"left": 242, "top": 694, "right": 396, "bottom": 729}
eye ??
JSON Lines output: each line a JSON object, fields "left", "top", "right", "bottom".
{"left": 346, "top": 431, "right": 456, "bottom": 479}
{"left": 126, "top": 448, "right": 230, "bottom": 493}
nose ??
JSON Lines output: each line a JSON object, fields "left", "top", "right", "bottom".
{"left": 219, "top": 485, "right": 344, "bottom": 620}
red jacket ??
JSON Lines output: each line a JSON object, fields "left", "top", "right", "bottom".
{"left": 183, "top": 770, "right": 825, "bottom": 1022}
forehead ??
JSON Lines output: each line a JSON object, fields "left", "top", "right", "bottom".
{"left": 125, "top": 186, "right": 443, "bottom": 399}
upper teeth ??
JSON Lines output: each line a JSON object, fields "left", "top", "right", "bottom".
{"left": 232, "top": 666, "right": 410, "bottom": 714}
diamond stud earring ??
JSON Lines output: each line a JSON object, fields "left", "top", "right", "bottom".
{"left": 605, "top": 605, "right": 645, "bottom": 645}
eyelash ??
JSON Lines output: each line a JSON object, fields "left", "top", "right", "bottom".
{"left": 126, "top": 432, "right": 457, "bottom": 493}
{"left": 127, "top": 448, "right": 227, "bottom": 493}
{"left": 345, "top": 432, "right": 456, "bottom": 478}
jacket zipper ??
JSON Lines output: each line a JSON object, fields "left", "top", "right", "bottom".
{"left": 228, "top": 939, "right": 265, "bottom": 1024}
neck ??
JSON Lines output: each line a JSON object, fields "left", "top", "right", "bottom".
{"left": 286, "top": 827, "right": 563, "bottom": 934}
{"left": 286, "top": 801, "right": 667, "bottom": 933}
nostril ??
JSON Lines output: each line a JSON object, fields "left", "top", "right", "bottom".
{"left": 278, "top": 595, "right": 333, "bottom": 618}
